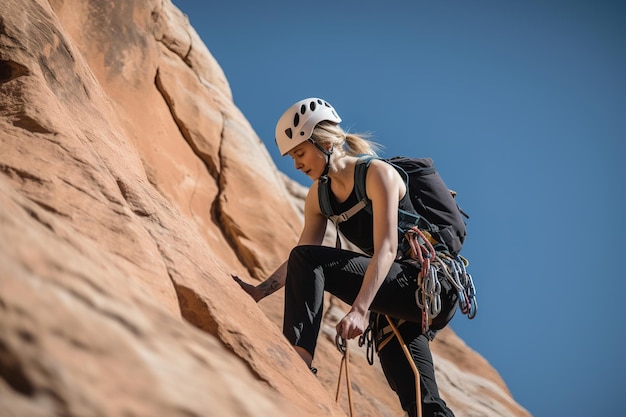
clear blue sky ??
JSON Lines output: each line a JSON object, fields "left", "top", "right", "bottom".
{"left": 172, "top": 1, "right": 626, "bottom": 416}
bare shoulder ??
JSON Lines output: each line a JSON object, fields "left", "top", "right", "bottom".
{"left": 304, "top": 180, "right": 322, "bottom": 214}
{"left": 299, "top": 180, "right": 328, "bottom": 246}
{"left": 365, "top": 158, "right": 405, "bottom": 200}
{"left": 367, "top": 158, "right": 402, "bottom": 183}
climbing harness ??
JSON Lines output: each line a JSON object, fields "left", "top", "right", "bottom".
{"left": 335, "top": 334, "right": 355, "bottom": 417}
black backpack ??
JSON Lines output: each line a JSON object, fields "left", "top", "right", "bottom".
{"left": 318, "top": 155, "right": 469, "bottom": 256}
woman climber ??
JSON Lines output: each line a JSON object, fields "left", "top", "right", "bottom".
{"left": 233, "top": 97, "right": 456, "bottom": 417}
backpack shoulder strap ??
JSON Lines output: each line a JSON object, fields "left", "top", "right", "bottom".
{"left": 317, "top": 155, "right": 375, "bottom": 222}
{"left": 317, "top": 180, "right": 334, "bottom": 218}
{"left": 354, "top": 155, "right": 412, "bottom": 212}
{"left": 354, "top": 155, "right": 376, "bottom": 204}
{"left": 318, "top": 177, "right": 368, "bottom": 222}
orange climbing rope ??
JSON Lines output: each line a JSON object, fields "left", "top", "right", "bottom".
{"left": 335, "top": 335, "right": 355, "bottom": 417}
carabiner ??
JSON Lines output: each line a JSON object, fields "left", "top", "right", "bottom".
{"left": 359, "top": 326, "right": 375, "bottom": 366}
{"left": 335, "top": 332, "right": 347, "bottom": 355}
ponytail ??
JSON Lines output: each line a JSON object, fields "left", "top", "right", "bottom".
{"left": 344, "top": 133, "right": 380, "bottom": 157}
{"left": 311, "top": 122, "right": 382, "bottom": 157}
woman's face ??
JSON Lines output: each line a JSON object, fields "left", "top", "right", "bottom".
{"left": 288, "top": 140, "right": 327, "bottom": 180}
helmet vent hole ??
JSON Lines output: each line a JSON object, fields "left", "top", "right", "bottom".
{"left": 293, "top": 113, "right": 300, "bottom": 127}
{"left": 310, "top": 101, "right": 316, "bottom": 111}
{"left": 285, "top": 128, "right": 293, "bottom": 139}
{"left": 300, "top": 104, "right": 306, "bottom": 114}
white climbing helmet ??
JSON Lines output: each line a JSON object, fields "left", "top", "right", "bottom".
{"left": 275, "top": 97, "right": 342, "bottom": 156}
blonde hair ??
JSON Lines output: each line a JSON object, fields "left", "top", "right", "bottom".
{"left": 311, "top": 121, "right": 382, "bottom": 157}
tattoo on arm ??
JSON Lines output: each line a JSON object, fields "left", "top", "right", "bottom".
{"left": 257, "top": 261, "right": 287, "bottom": 298}
{"left": 258, "top": 277, "right": 282, "bottom": 297}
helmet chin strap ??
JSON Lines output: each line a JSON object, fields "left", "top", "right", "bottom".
{"left": 309, "top": 139, "right": 333, "bottom": 183}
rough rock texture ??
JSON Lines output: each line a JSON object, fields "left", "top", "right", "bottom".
{"left": 0, "top": 1, "right": 531, "bottom": 416}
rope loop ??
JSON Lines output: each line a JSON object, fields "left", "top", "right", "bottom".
{"left": 335, "top": 335, "right": 355, "bottom": 417}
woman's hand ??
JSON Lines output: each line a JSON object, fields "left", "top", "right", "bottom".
{"left": 231, "top": 274, "right": 264, "bottom": 302}
{"left": 336, "top": 309, "right": 368, "bottom": 340}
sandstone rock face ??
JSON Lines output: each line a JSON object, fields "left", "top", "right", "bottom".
{"left": 0, "top": 1, "right": 530, "bottom": 416}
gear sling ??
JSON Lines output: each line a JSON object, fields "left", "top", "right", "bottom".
{"left": 319, "top": 155, "right": 477, "bottom": 417}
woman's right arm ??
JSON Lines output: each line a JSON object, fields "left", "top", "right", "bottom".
{"left": 233, "top": 182, "right": 328, "bottom": 302}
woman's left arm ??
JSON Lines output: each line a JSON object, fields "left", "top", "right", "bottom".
{"left": 337, "top": 160, "right": 404, "bottom": 340}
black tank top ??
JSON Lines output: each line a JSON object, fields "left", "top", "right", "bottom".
{"left": 328, "top": 177, "right": 416, "bottom": 256}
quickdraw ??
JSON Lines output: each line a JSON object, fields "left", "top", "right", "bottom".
{"left": 405, "top": 226, "right": 478, "bottom": 333}
{"left": 405, "top": 226, "right": 438, "bottom": 333}
{"left": 358, "top": 326, "right": 374, "bottom": 366}
{"left": 435, "top": 254, "right": 478, "bottom": 321}
{"left": 456, "top": 255, "right": 478, "bottom": 319}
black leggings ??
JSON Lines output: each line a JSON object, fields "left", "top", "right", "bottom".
{"left": 283, "top": 245, "right": 421, "bottom": 355}
{"left": 282, "top": 245, "right": 455, "bottom": 417}
{"left": 373, "top": 314, "right": 455, "bottom": 417}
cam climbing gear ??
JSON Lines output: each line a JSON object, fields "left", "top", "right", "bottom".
{"left": 335, "top": 333, "right": 355, "bottom": 417}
